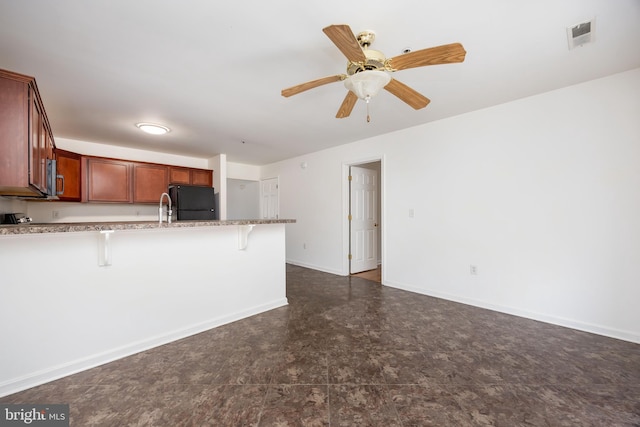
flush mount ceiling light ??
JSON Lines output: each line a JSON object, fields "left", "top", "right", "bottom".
{"left": 135, "top": 122, "right": 170, "bottom": 135}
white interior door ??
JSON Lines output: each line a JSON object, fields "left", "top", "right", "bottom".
{"left": 260, "top": 177, "right": 279, "bottom": 219}
{"left": 350, "top": 166, "right": 378, "bottom": 273}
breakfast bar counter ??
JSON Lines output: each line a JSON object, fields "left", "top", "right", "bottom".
{"left": 0, "top": 218, "right": 295, "bottom": 235}
{"left": 0, "top": 219, "right": 294, "bottom": 397}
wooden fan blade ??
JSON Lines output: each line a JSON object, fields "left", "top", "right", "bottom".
{"left": 384, "top": 78, "right": 430, "bottom": 110}
{"left": 336, "top": 91, "right": 358, "bottom": 118}
{"left": 281, "top": 75, "right": 345, "bottom": 97}
{"left": 388, "top": 43, "right": 466, "bottom": 71}
{"left": 322, "top": 24, "right": 366, "bottom": 63}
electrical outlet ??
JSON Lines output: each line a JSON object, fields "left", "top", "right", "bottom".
{"left": 303, "top": 243, "right": 307, "bottom": 249}
{"left": 52, "top": 210, "right": 59, "bottom": 219}
{"left": 409, "top": 208, "right": 415, "bottom": 218}
{"left": 470, "top": 265, "right": 478, "bottom": 275}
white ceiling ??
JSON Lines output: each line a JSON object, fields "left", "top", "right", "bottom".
{"left": 1, "top": 0, "right": 639, "bottom": 165}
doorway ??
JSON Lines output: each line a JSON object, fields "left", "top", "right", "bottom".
{"left": 260, "top": 177, "right": 279, "bottom": 219}
{"left": 348, "top": 161, "right": 381, "bottom": 281}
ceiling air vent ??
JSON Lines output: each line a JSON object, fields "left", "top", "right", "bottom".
{"left": 567, "top": 18, "right": 595, "bottom": 49}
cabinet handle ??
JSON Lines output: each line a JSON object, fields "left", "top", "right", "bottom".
{"left": 57, "top": 174, "right": 64, "bottom": 195}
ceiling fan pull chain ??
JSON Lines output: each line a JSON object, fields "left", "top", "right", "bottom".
{"left": 366, "top": 95, "right": 371, "bottom": 123}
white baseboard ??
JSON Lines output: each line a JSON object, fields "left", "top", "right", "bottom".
{"left": 0, "top": 298, "right": 288, "bottom": 398}
{"left": 384, "top": 280, "right": 640, "bottom": 345}
{"left": 286, "top": 259, "right": 345, "bottom": 276}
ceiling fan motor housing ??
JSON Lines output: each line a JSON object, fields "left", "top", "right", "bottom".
{"left": 347, "top": 49, "right": 387, "bottom": 75}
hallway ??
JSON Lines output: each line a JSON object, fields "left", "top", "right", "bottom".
{"left": 351, "top": 265, "right": 381, "bottom": 283}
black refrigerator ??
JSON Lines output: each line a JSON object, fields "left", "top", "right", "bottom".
{"left": 168, "top": 184, "right": 216, "bottom": 220}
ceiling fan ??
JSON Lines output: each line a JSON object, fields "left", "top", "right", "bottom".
{"left": 281, "top": 24, "right": 466, "bottom": 121}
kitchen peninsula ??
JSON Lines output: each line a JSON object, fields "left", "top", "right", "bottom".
{"left": 0, "top": 219, "right": 294, "bottom": 397}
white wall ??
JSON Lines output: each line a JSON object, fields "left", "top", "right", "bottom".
{"left": 209, "top": 154, "right": 226, "bottom": 220}
{"left": 26, "top": 202, "right": 159, "bottom": 223}
{"left": 262, "top": 68, "right": 640, "bottom": 343}
{"left": 263, "top": 151, "right": 360, "bottom": 274}
{"left": 0, "top": 198, "right": 27, "bottom": 217}
{"left": 227, "top": 179, "right": 260, "bottom": 220}
{"left": 57, "top": 138, "right": 209, "bottom": 169}
{"left": 226, "top": 163, "right": 262, "bottom": 220}
{"left": 227, "top": 162, "right": 261, "bottom": 181}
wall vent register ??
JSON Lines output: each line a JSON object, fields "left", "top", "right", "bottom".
{"left": 567, "top": 18, "right": 595, "bottom": 49}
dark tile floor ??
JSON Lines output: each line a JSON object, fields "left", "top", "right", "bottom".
{"left": 2, "top": 264, "right": 639, "bottom": 426}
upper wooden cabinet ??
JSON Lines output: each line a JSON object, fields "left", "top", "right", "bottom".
{"left": 55, "top": 149, "right": 81, "bottom": 202}
{"left": 83, "top": 157, "right": 133, "bottom": 203}
{"left": 0, "top": 69, "right": 56, "bottom": 197}
{"left": 191, "top": 169, "right": 213, "bottom": 187}
{"left": 169, "top": 166, "right": 191, "bottom": 185}
{"left": 169, "top": 166, "right": 213, "bottom": 187}
{"left": 133, "top": 163, "right": 168, "bottom": 203}
{"left": 81, "top": 155, "right": 213, "bottom": 204}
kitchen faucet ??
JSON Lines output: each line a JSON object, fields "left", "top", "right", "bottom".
{"left": 159, "top": 192, "right": 172, "bottom": 224}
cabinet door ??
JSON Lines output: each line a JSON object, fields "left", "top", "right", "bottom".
{"left": 0, "top": 71, "right": 55, "bottom": 197}
{"left": 191, "top": 169, "right": 213, "bottom": 187}
{"left": 86, "top": 157, "right": 132, "bottom": 203}
{"left": 55, "top": 149, "right": 81, "bottom": 201}
{"left": 38, "top": 109, "right": 50, "bottom": 195}
{"left": 133, "top": 163, "right": 169, "bottom": 203}
{"left": 0, "top": 76, "right": 29, "bottom": 189}
{"left": 44, "top": 124, "right": 54, "bottom": 164}
{"left": 28, "top": 90, "right": 55, "bottom": 195}
{"left": 169, "top": 166, "right": 191, "bottom": 185}
{"left": 29, "top": 93, "right": 44, "bottom": 192}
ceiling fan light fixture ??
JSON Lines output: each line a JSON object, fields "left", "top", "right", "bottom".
{"left": 135, "top": 122, "right": 171, "bottom": 135}
{"left": 344, "top": 70, "right": 391, "bottom": 101}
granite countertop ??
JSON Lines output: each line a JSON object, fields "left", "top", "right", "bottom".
{"left": 0, "top": 219, "right": 296, "bottom": 235}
